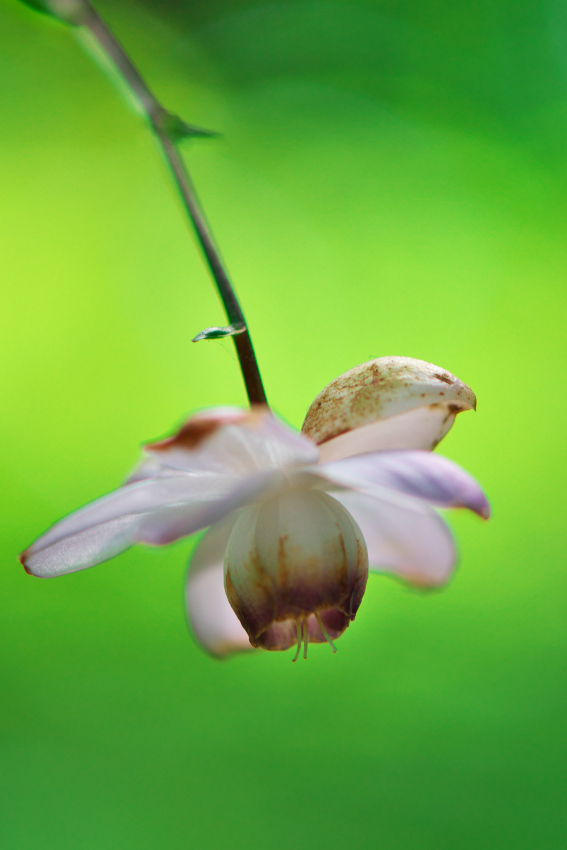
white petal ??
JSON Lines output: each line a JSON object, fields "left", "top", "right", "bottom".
{"left": 317, "top": 450, "right": 490, "bottom": 518}
{"left": 252, "top": 490, "right": 365, "bottom": 592}
{"left": 147, "top": 407, "right": 319, "bottom": 475}
{"left": 186, "top": 514, "right": 253, "bottom": 657}
{"left": 302, "top": 356, "right": 476, "bottom": 460}
{"left": 124, "top": 457, "right": 197, "bottom": 486}
{"left": 22, "top": 515, "right": 147, "bottom": 578}
{"left": 317, "top": 405, "right": 456, "bottom": 461}
{"left": 22, "top": 471, "right": 284, "bottom": 578}
{"left": 124, "top": 457, "right": 168, "bottom": 484}
{"left": 333, "top": 490, "right": 457, "bottom": 587}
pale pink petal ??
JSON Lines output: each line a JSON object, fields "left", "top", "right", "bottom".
{"left": 22, "top": 515, "right": 149, "bottom": 579}
{"left": 124, "top": 457, "right": 194, "bottom": 486}
{"left": 186, "top": 513, "right": 254, "bottom": 657}
{"left": 316, "top": 450, "right": 490, "bottom": 518}
{"left": 124, "top": 457, "right": 168, "bottom": 484}
{"left": 22, "top": 471, "right": 284, "bottom": 578}
{"left": 317, "top": 405, "right": 456, "bottom": 462}
{"left": 136, "top": 470, "right": 284, "bottom": 545}
{"left": 333, "top": 490, "right": 457, "bottom": 587}
{"left": 147, "top": 407, "right": 319, "bottom": 475}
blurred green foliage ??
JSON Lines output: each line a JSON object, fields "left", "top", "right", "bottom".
{"left": 1, "top": 0, "right": 567, "bottom": 847}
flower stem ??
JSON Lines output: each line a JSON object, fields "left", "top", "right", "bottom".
{"left": 71, "top": 0, "right": 268, "bottom": 406}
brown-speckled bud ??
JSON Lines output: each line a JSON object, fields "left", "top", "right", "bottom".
{"left": 302, "top": 356, "right": 476, "bottom": 461}
{"left": 224, "top": 489, "right": 368, "bottom": 651}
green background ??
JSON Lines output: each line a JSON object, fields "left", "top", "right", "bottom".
{"left": 1, "top": 0, "right": 566, "bottom": 846}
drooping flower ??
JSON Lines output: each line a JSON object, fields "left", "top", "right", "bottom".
{"left": 21, "top": 357, "right": 489, "bottom": 658}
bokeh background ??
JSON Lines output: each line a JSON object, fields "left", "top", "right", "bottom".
{"left": 1, "top": 0, "right": 567, "bottom": 846}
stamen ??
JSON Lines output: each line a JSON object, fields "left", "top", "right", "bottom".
{"left": 315, "top": 612, "right": 338, "bottom": 654}
{"left": 292, "top": 619, "right": 302, "bottom": 663}
{"left": 303, "top": 616, "right": 309, "bottom": 660}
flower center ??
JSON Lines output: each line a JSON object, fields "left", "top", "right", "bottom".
{"left": 224, "top": 488, "right": 369, "bottom": 653}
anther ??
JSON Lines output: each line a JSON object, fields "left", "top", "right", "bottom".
{"left": 292, "top": 619, "right": 302, "bottom": 663}
{"left": 315, "top": 612, "right": 338, "bottom": 654}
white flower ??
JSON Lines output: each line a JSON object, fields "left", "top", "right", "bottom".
{"left": 21, "top": 357, "right": 489, "bottom": 659}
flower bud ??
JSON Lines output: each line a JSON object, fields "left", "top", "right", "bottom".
{"left": 302, "top": 356, "right": 476, "bottom": 462}
{"left": 224, "top": 489, "right": 368, "bottom": 651}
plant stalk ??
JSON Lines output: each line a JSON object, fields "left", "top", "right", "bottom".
{"left": 72, "top": 0, "right": 268, "bottom": 406}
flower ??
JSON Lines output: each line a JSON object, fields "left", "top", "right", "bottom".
{"left": 21, "top": 357, "right": 489, "bottom": 659}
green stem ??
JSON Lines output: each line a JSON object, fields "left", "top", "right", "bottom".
{"left": 69, "top": 0, "right": 268, "bottom": 406}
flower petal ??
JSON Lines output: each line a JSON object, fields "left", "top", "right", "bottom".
{"left": 22, "top": 515, "right": 149, "bottom": 579}
{"left": 147, "top": 407, "right": 319, "bottom": 475}
{"left": 21, "top": 471, "right": 284, "bottom": 578}
{"left": 124, "top": 456, "right": 169, "bottom": 485}
{"left": 333, "top": 490, "right": 457, "bottom": 587}
{"left": 316, "top": 450, "right": 490, "bottom": 518}
{"left": 316, "top": 405, "right": 457, "bottom": 462}
{"left": 186, "top": 513, "right": 254, "bottom": 657}
{"left": 302, "top": 356, "right": 476, "bottom": 460}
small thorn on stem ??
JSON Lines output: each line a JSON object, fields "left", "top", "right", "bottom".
{"left": 155, "top": 109, "right": 220, "bottom": 143}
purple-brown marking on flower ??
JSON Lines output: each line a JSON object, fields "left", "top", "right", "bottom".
{"left": 148, "top": 406, "right": 268, "bottom": 453}
{"left": 19, "top": 553, "right": 36, "bottom": 576}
